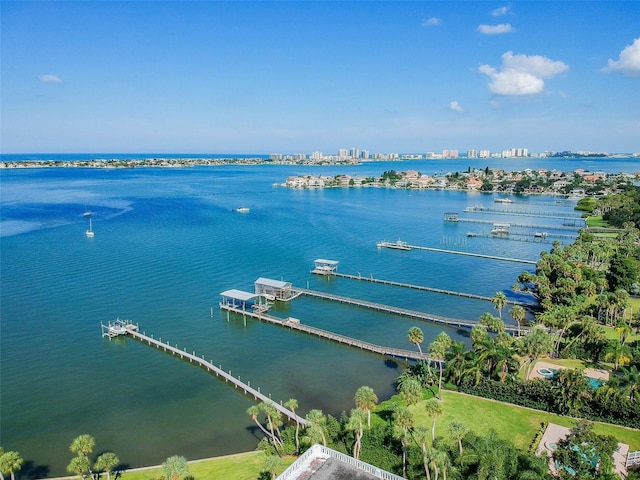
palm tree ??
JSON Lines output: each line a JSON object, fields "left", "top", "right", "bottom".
{"left": 429, "top": 340, "right": 447, "bottom": 398}
{"left": 509, "top": 305, "right": 526, "bottom": 336}
{"left": 70, "top": 434, "right": 95, "bottom": 458}
{"left": 262, "top": 454, "right": 280, "bottom": 480}
{"left": 619, "top": 366, "right": 640, "bottom": 401}
{"left": 0, "top": 451, "right": 23, "bottom": 480}
{"left": 605, "top": 341, "right": 632, "bottom": 371}
{"left": 538, "top": 305, "right": 578, "bottom": 353}
{"left": 284, "top": 398, "right": 300, "bottom": 454}
{"left": 354, "top": 386, "right": 378, "bottom": 428}
{"left": 399, "top": 376, "right": 423, "bottom": 405}
{"left": 470, "top": 325, "right": 489, "bottom": 350}
{"left": 424, "top": 398, "right": 443, "bottom": 441}
{"left": 412, "top": 425, "right": 432, "bottom": 480}
{"left": 392, "top": 404, "right": 414, "bottom": 478}
{"left": 259, "top": 403, "right": 285, "bottom": 453}
{"left": 433, "top": 448, "right": 451, "bottom": 480}
{"left": 492, "top": 291, "right": 508, "bottom": 319}
{"left": 67, "top": 455, "right": 91, "bottom": 479}
{"left": 162, "top": 455, "right": 188, "bottom": 480}
{"left": 94, "top": 452, "right": 119, "bottom": 480}
{"left": 408, "top": 326, "right": 425, "bottom": 354}
{"left": 69, "top": 434, "right": 95, "bottom": 478}
{"left": 444, "top": 341, "right": 468, "bottom": 386}
{"left": 616, "top": 320, "right": 633, "bottom": 346}
{"left": 345, "top": 408, "right": 367, "bottom": 460}
{"left": 447, "top": 421, "right": 468, "bottom": 456}
{"left": 304, "top": 409, "right": 327, "bottom": 446}
{"left": 555, "top": 368, "right": 591, "bottom": 415}
{"left": 247, "top": 405, "right": 273, "bottom": 443}
{"left": 515, "top": 325, "right": 554, "bottom": 379}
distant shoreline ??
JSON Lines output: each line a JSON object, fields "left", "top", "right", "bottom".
{"left": 1, "top": 154, "right": 638, "bottom": 170}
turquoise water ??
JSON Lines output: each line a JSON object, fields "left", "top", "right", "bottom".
{"left": 0, "top": 159, "right": 622, "bottom": 476}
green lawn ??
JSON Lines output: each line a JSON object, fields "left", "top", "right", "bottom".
{"left": 586, "top": 215, "right": 609, "bottom": 228}
{"left": 603, "top": 323, "right": 640, "bottom": 342}
{"left": 100, "top": 451, "right": 296, "bottom": 480}
{"left": 407, "top": 391, "right": 640, "bottom": 451}
{"left": 66, "top": 387, "right": 640, "bottom": 480}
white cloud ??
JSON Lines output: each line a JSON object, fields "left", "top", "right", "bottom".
{"left": 479, "top": 51, "right": 569, "bottom": 95}
{"left": 422, "top": 17, "right": 441, "bottom": 27}
{"left": 477, "top": 23, "right": 514, "bottom": 35}
{"left": 449, "top": 101, "right": 463, "bottom": 112}
{"left": 491, "top": 6, "right": 510, "bottom": 17}
{"left": 603, "top": 37, "right": 640, "bottom": 76}
{"left": 39, "top": 74, "right": 63, "bottom": 83}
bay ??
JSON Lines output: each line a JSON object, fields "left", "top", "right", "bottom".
{"left": 0, "top": 158, "right": 632, "bottom": 476}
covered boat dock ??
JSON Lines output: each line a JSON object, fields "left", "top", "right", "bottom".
{"left": 220, "top": 289, "right": 270, "bottom": 313}
{"left": 254, "top": 277, "right": 301, "bottom": 301}
{"left": 311, "top": 259, "right": 339, "bottom": 275}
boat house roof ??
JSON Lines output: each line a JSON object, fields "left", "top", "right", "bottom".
{"left": 313, "top": 259, "right": 339, "bottom": 266}
{"left": 255, "top": 277, "right": 291, "bottom": 288}
{"left": 220, "top": 289, "right": 259, "bottom": 301}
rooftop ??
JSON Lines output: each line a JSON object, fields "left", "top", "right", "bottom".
{"left": 276, "top": 444, "right": 405, "bottom": 480}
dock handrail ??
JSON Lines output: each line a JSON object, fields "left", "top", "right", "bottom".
{"left": 219, "top": 303, "right": 437, "bottom": 363}
{"left": 296, "top": 288, "right": 528, "bottom": 335}
{"left": 122, "top": 325, "right": 307, "bottom": 426}
{"left": 324, "top": 271, "right": 531, "bottom": 306}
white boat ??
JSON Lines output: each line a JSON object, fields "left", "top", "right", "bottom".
{"left": 491, "top": 223, "right": 510, "bottom": 235}
{"left": 86, "top": 217, "right": 94, "bottom": 237}
{"left": 534, "top": 232, "right": 548, "bottom": 238}
{"left": 384, "top": 239, "right": 412, "bottom": 250}
{"left": 466, "top": 232, "right": 479, "bottom": 237}
{"left": 494, "top": 198, "right": 513, "bottom": 204}
{"left": 236, "top": 207, "right": 250, "bottom": 213}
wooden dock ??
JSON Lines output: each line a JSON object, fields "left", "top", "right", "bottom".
{"left": 378, "top": 241, "right": 537, "bottom": 264}
{"left": 110, "top": 323, "right": 307, "bottom": 426}
{"left": 457, "top": 217, "right": 582, "bottom": 231}
{"left": 296, "top": 288, "right": 527, "bottom": 335}
{"left": 465, "top": 206, "right": 584, "bottom": 220}
{"left": 219, "top": 304, "right": 437, "bottom": 362}
{"left": 324, "top": 271, "right": 530, "bottom": 306}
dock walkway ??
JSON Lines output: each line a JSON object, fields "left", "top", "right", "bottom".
{"left": 379, "top": 242, "right": 537, "bottom": 265}
{"left": 219, "top": 304, "right": 436, "bottom": 362}
{"left": 326, "top": 271, "right": 530, "bottom": 306}
{"left": 458, "top": 217, "right": 582, "bottom": 231}
{"left": 120, "top": 324, "right": 307, "bottom": 426}
{"left": 296, "top": 288, "right": 526, "bottom": 334}
{"left": 466, "top": 206, "right": 584, "bottom": 220}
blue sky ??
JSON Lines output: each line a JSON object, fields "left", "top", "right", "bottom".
{"left": 1, "top": 1, "right": 639, "bottom": 154}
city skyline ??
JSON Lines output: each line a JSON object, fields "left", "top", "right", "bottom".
{"left": 1, "top": 1, "right": 639, "bottom": 154}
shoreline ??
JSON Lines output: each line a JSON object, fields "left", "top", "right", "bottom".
{"left": 38, "top": 450, "right": 264, "bottom": 480}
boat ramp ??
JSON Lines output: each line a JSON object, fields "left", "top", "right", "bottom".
{"left": 101, "top": 319, "right": 306, "bottom": 426}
